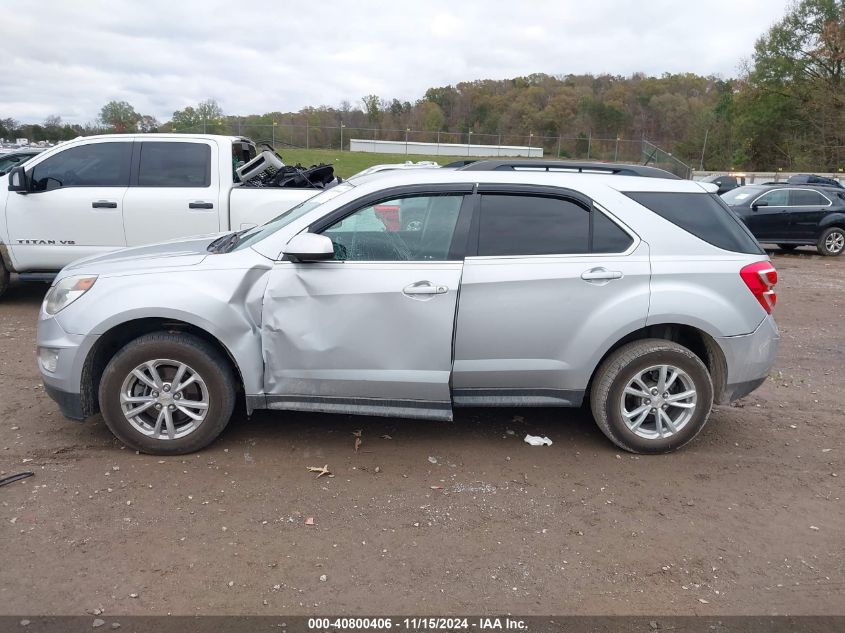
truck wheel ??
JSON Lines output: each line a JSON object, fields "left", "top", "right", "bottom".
{"left": 0, "top": 257, "right": 8, "bottom": 299}
{"left": 590, "top": 339, "right": 714, "bottom": 454}
{"left": 99, "top": 332, "right": 236, "bottom": 455}
{"left": 817, "top": 227, "right": 845, "bottom": 256}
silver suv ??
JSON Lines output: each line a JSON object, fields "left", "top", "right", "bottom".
{"left": 36, "top": 170, "right": 779, "bottom": 455}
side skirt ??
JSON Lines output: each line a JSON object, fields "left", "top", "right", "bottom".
{"left": 262, "top": 394, "right": 453, "bottom": 421}
{"left": 452, "top": 388, "right": 584, "bottom": 408}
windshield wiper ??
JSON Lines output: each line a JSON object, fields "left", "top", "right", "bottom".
{"left": 207, "top": 230, "right": 242, "bottom": 254}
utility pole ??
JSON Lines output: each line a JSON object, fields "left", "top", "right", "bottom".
{"left": 272, "top": 121, "right": 277, "bottom": 148}
{"left": 340, "top": 122, "right": 345, "bottom": 151}
{"left": 699, "top": 128, "right": 710, "bottom": 171}
{"left": 405, "top": 127, "right": 410, "bottom": 156}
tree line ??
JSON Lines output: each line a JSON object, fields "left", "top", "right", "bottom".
{"left": 3, "top": 0, "right": 841, "bottom": 171}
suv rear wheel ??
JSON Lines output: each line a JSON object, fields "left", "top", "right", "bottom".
{"left": 590, "top": 339, "right": 714, "bottom": 454}
{"left": 99, "top": 332, "right": 236, "bottom": 455}
{"left": 818, "top": 227, "right": 845, "bottom": 256}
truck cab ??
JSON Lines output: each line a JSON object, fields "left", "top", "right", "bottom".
{"left": 0, "top": 134, "right": 327, "bottom": 297}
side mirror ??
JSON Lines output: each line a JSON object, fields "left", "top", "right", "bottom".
{"left": 7, "top": 166, "right": 29, "bottom": 193}
{"left": 283, "top": 233, "right": 335, "bottom": 262}
{"left": 751, "top": 200, "right": 768, "bottom": 209}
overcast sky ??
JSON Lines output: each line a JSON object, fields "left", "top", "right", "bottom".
{"left": 1, "top": 0, "right": 791, "bottom": 125}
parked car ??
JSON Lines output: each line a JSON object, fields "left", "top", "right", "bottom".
{"left": 37, "top": 169, "right": 778, "bottom": 455}
{"left": 0, "top": 134, "right": 331, "bottom": 298}
{"left": 0, "top": 148, "right": 44, "bottom": 176}
{"left": 786, "top": 174, "right": 844, "bottom": 189}
{"left": 700, "top": 173, "right": 745, "bottom": 195}
{"left": 722, "top": 184, "right": 845, "bottom": 256}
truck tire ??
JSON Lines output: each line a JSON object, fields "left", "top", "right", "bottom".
{"left": 590, "top": 339, "right": 714, "bottom": 454}
{"left": 0, "top": 257, "right": 9, "bottom": 299}
{"left": 817, "top": 227, "right": 845, "bottom": 256}
{"left": 99, "top": 332, "right": 236, "bottom": 455}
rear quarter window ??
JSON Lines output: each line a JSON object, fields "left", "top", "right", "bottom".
{"left": 625, "top": 192, "right": 764, "bottom": 254}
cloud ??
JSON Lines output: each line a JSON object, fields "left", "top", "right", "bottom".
{"left": 0, "top": 0, "right": 790, "bottom": 124}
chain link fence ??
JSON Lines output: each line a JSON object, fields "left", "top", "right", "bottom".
{"left": 171, "top": 122, "right": 690, "bottom": 176}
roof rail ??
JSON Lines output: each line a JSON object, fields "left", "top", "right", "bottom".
{"left": 457, "top": 159, "right": 681, "bottom": 180}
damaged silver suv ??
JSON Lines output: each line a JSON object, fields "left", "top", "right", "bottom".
{"left": 36, "top": 169, "right": 779, "bottom": 455}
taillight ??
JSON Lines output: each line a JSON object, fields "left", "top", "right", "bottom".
{"left": 740, "top": 261, "right": 778, "bottom": 314}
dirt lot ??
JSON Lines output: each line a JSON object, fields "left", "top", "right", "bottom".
{"left": 0, "top": 249, "right": 842, "bottom": 617}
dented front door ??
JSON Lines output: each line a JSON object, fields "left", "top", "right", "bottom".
{"left": 259, "top": 260, "right": 463, "bottom": 420}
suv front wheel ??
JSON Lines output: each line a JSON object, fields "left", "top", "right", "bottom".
{"left": 590, "top": 339, "right": 714, "bottom": 454}
{"left": 99, "top": 332, "right": 236, "bottom": 455}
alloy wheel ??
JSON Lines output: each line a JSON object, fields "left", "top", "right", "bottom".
{"left": 119, "top": 359, "right": 209, "bottom": 439}
{"left": 620, "top": 364, "right": 697, "bottom": 440}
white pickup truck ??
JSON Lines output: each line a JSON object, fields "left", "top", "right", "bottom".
{"left": 0, "top": 134, "right": 330, "bottom": 298}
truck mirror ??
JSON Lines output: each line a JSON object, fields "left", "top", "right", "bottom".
{"left": 7, "top": 166, "right": 29, "bottom": 193}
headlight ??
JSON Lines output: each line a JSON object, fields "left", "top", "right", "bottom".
{"left": 43, "top": 275, "right": 98, "bottom": 315}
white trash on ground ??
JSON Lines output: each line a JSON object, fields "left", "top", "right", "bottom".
{"left": 524, "top": 434, "right": 553, "bottom": 447}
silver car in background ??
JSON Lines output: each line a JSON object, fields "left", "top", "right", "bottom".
{"left": 36, "top": 170, "right": 779, "bottom": 455}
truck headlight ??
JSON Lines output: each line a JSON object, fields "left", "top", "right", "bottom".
{"left": 43, "top": 275, "right": 98, "bottom": 315}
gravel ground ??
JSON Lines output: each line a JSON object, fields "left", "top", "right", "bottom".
{"left": 0, "top": 248, "right": 842, "bottom": 616}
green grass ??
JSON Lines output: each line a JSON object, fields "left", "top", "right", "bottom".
{"left": 275, "top": 147, "right": 496, "bottom": 179}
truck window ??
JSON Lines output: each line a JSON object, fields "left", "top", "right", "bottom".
{"left": 29, "top": 142, "right": 131, "bottom": 191}
{"left": 137, "top": 142, "right": 211, "bottom": 187}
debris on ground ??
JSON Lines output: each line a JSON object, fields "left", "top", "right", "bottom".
{"left": 352, "top": 429, "right": 362, "bottom": 452}
{"left": 307, "top": 465, "right": 331, "bottom": 478}
{"left": 381, "top": 434, "right": 392, "bottom": 440}
{"left": 524, "top": 434, "right": 553, "bottom": 447}
{"left": 428, "top": 456, "right": 438, "bottom": 464}
{"left": 305, "top": 517, "right": 315, "bottom": 526}
{"left": 319, "top": 574, "right": 327, "bottom": 582}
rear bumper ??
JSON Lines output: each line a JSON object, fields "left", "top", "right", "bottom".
{"left": 716, "top": 315, "right": 779, "bottom": 403}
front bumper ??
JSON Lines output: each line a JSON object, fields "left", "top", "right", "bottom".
{"left": 36, "top": 314, "right": 99, "bottom": 420}
{"left": 716, "top": 315, "right": 779, "bottom": 403}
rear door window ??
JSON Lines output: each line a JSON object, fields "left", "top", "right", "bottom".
{"left": 137, "top": 142, "right": 211, "bottom": 187}
{"left": 477, "top": 194, "right": 633, "bottom": 256}
{"left": 625, "top": 192, "right": 764, "bottom": 254}
{"left": 478, "top": 194, "right": 590, "bottom": 256}
{"left": 790, "top": 189, "right": 829, "bottom": 206}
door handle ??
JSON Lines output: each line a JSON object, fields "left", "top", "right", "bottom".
{"left": 403, "top": 281, "right": 448, "bottom": 295}
{"left": 189, "top": 201, "right": 214, "bottom": 209}
{"left": 581, "top": 268, "right": 623, "bottom": 281}
{"left": 91, "top": 200, "right": 117, "bottom": 209}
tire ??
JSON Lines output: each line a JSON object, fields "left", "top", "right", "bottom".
{"left": 777, "top": 244, "right": 798, "bottom": 252}
{"left": 99, "top": 332, "right": 236, "bottom": 455}
{"left": 589, "top": 339, "right": 714, "bottom": 454}
{"left": 817, "top": 227, "right": 845, "bottom": 257}
{"left": 0, "top": 257, "right": 8, "bottom": 299}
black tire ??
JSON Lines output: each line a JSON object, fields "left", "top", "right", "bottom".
{"left": 777, "top": 244, "right": 798, "bottom": 252}
{"left": 0, "top": 257, "right": 8, "bottom": 299}
{"left": 589, "top": 339, "right": 714, "bottom": 454}
{"left": 817, "top": 227, "right": 845, "bottom": 257}
{"left": 99, "top": 332, "right": 236, "bottom": 455}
